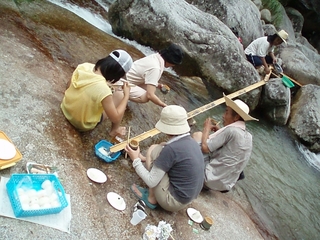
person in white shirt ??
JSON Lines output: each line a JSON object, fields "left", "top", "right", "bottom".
{"left": 124, "top": 44, "right": 184, "bottom": 108}
{"left": 244, "top": 30, "right": 288, "bottom": 74}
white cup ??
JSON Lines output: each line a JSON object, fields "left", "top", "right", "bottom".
{"left": 130, "top": 209, "right": 147, "bottom": 225}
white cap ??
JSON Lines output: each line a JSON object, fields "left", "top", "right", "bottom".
{"left": 155, "top": 105, "right": 190, "bottom": 135}
{"left": 109, "top": 50, "right": 133, "bottom": 72}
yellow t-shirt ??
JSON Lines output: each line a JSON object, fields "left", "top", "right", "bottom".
{"left": 61, "top": 63, "right": 112, "bottom": 131}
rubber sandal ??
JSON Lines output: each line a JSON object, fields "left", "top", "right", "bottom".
{"left": 130, "top": 184, "right": 158, "bottom": 209}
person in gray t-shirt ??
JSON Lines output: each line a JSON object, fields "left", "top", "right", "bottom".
{"left": 193, "top": 94, "right": 258, "bottom": 192}
{"left": 125, "top": 105, "right": 204, "bottom": 212}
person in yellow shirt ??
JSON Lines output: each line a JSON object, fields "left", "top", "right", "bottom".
{"left": 61, "top": 50, "right": 133, "bottom": 137}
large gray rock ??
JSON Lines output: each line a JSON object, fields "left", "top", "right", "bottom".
{"left": 260, "top": 9, "right": 272, "bottom": 23}
{"left": 260, "top": 78, "right": 291, "bottom": 125}
{"left": 285, "top": 7, "right": 304, "bottom": 34}
{"left": 278, "top": 5, "right": 296, "bottom": 45}
{"left": 289, "top": 84, "right": 320, "bottom": 152}
{"left": 185, "top": 0, "right": 263, "bottom": 48}
{"left": 280, "top": 47, "right": 320, "bottom": 86}
{"left": 252, "top": 0, "right": 262, "bottom": 10}
{"left": 109, "top": 0, "right": 262, "bottom": 108}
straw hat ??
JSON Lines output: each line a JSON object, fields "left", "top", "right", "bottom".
{"left": 155, "top": 105, "right": 190, "bottom": 135}
{"left": 223, "top": 94, "right": 259, "bottom": 121}
{"left": 276, "top": 30, "right": 288, "bottom": 44}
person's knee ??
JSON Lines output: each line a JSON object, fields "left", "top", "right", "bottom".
{"left": 192, "top": 131, "right": 202, "bottom": 141}
{"left": 112, "top": 90, "right": 124, "bottom": 106}
{"left": 129, "top": 93, "right": 148, "bottom": 103}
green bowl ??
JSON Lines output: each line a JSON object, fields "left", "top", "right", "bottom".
{"left": 282, "top": 76, "right": 295, "bottom": 88}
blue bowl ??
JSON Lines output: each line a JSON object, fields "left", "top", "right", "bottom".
{"left": 94, "top": 140, "right": 121, "bottom": 163}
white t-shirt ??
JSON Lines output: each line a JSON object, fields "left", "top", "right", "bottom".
{"left": 244, "top": 36, "right": 274, "bottom": 57}
{"left": 126, "top": 53, "right": 165, "bottom": 86}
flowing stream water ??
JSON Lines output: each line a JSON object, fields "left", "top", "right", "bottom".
{"left": 48, "top": 1, "right": 320, "bottom": 239}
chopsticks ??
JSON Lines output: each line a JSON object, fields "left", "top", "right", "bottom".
{"left": 125, "top": 126, "right": 131, "bottom": 158}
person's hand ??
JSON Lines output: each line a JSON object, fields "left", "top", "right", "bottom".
{"left": 125, "top": 144, "right": 140, "bottom": 161}
{"left": 273, "top": 58, "right": 277, "bottom": 64}
{"left": 122, "top": 81, "right": 130, "bottom": 97}
{"left": 265, "top": 67, "right": 271, "bottom": 74}
{"left": 211, "top": 122, "right": 220, "bottom": 132}
{"left": 203, "top": 118, "right": 213, "bottom": 132}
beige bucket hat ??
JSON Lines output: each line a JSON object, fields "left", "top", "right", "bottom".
{"left": 223, "top": 94, "right": 259, "bottom": 121}
{"left": 155, "top": 105, "right": 190, "bottom": 135}
{"left": 276, "top": 30, "right": 288, "bottom": 44}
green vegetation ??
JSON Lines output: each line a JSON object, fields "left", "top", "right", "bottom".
{"left": 261, "top": 0, "right": 283, "bottom": 27}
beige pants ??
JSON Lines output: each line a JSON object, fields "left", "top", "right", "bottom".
{"left": 149, "top": 144, "right": 188, "bottom": 212}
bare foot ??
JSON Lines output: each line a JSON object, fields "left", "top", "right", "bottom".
{"left": 109, "top": 126, "right": 126, "bottom": 137}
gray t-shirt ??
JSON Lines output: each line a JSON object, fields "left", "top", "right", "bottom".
{"left": 154, "top": 136, "right": 205, "bottom": 204}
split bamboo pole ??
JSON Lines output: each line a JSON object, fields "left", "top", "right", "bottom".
{"left": 109, "top": 72, "right": 272, "bottom": 153}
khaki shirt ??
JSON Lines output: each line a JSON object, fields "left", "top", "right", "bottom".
{"left": 205, "top": 121, "right": 253, "bottom": 191}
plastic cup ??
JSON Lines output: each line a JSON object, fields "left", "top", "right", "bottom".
{"left": 130, "top": 209, "right": 147, "bottom": 225}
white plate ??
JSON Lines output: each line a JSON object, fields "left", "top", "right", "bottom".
{"left": 0, "top": 139, "right": 16, "bottom": 160}
{"left": 187, "top": 208, "right": 203, "bottom": 223}
{"left": 107, "top": 192, "right": 126, "bottom": 211}
{"left": 86, "top": 168, "right": 107, "bottom": 183}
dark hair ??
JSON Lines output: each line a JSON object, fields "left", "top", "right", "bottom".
{"left": 94, "top": 51, "right": 125, "bottom": 83}
{"left": 160, "top": 43, "right": 184, "bottom": 65}
{"left": 267, "top": 34, "right": 279, "bottom": 44}
{"left": 230, "top": 108, "right": 244, "bottom": 121}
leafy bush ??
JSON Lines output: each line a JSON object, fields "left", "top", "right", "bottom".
{"left": 261, "top": 0, "right": 283, "bottom": 27}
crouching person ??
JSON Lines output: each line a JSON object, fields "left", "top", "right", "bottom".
{"left": 193, "top": 95, "right": 258, "bottom": 193}
{"left": 125, "top": 105, "right": 204, "bottom": 211}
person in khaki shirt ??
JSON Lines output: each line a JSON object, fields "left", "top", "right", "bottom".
{"left": 193, "top": 94, "right": 258, "bottom": 192}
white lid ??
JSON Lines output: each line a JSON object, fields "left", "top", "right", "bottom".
{"left": 187, "top": 208, "right": 203, "bottom": 223}
{"left": 107, "top": 192, "right": 126, "bottom": 211}
{"left": 0, "top": 139, "right": 16, "bottom": 160}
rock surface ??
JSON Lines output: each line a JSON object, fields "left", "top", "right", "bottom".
{"left": 260, "top": 78, "right": 291, "bottom": 125}
{"left": 108, "top": 0, "right": 262, "bottom": 109}
{"left": 289, "top": 84, "right": 320, "bottom": 152}
{"left": 185, "top": 0, "right": 264, "bottom": 47}
{"left": 107, "top": 0, "right": 320, "bottom": 151}
{"left": 0, "top": 1, "right": 267, "bottom": 239}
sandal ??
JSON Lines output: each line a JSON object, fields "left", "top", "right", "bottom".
{"left": 130, "top": 184, "right": 158, "bottom": 209}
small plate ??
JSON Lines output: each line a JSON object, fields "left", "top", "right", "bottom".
{"left": 187, "top": 208, "right": 203, "bottom": 223}
{"left": 86, "top": 168, "right": 107, "bottom": 183}
{"left": 107, "top": 192, "right": 126, "bottom": 211}
{"left": 0, "top": 139, "right": 16, "bottom": 160}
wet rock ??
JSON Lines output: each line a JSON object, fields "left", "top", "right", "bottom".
{"left": 0, "top": 1, "right": 291, "bottom": 239}
{"left": 289, "top": 84, "right": 320, "bottom": 152}
{"left": 185, "top": 0, "right": 264, "bottom": 47}
{"left": 260, "top": 9, "right": 272, "bottom": 23}
{"left": 260, "top": 78, "right": 291, "bottom": 125}
{"left": 280, "top": 47, "right": 320, "bottom": 86}
{"left": 108, "top": 0, "right": 262, "bottom": 109}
